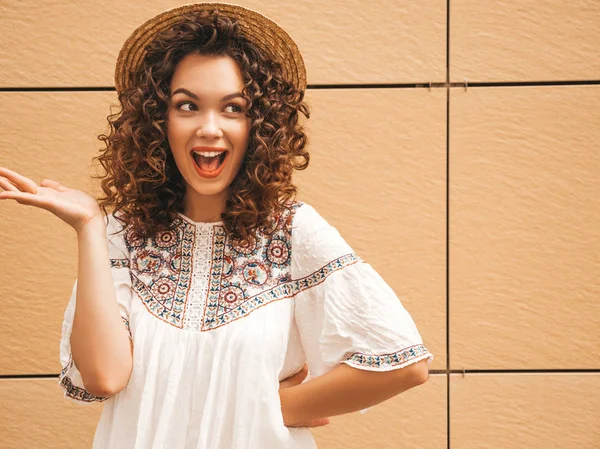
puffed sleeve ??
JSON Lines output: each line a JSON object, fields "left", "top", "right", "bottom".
{"left": 58, "top": 213, "right": 132, "bottom": 404}
{"left": 292, "top": 203, "right": 433, "bottom": 379}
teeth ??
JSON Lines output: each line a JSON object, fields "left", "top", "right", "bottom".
{"left": 193, "top": 150, "right": 225, "bottom": 158}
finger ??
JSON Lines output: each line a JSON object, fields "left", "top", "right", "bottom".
{"left": 0, "top": 190, "right": 56, "bottom": 211}
{"left": 292, "top": 417, "right": 330, "bottom": 428}
{"left": 0, "top": 167, "right": 38, "bottom": 194}
{"left": 0, "top": 176, "right": 19, "bottom": 192}
{"left": 310, "top": 418, "right": 329, "bottom": 427}
{"left": 40, "top": 178, "right": 69, "bottom": 192}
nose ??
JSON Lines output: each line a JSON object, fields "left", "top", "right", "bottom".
{"left": 195, "top": 111, "right": 223, "bottom": 139}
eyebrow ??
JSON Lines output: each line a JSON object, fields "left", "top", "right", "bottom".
{"left": 171, "top": 88, "right": 244, "bottom": 101}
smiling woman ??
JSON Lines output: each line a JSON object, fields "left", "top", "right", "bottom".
{"left": 0, "top": 3, "right": 432, "bottom": 449}
{"left": 166, "top": 54, "right": 251, "bottom": 214}
{"left": 96, "top": 6, "right": 311, "bottom": 243}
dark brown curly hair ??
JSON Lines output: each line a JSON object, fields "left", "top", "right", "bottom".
{"left": 94, "top": 9, "right": 310, "bottom": 243}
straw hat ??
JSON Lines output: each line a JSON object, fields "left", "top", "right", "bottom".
{"left": 114, "top": 2, "right": 307, "bottom": 95}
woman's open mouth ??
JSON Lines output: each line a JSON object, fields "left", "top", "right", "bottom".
{"left": 191, "top": 149, "right": 229, "bottom": 179}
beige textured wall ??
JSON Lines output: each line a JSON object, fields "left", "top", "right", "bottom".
{"left": 0, "top": 1, "right": 598, "bottom": 448}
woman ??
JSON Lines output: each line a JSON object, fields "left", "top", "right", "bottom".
{"left": 0, "top": 4, "right": 432, "bottom": 448}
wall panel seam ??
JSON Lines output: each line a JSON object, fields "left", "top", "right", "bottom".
{"left": 4, "top": 369, "right": 600, "bottom": 380}
{"left": 2, "top": 79, "right": 600, "bottom": 93}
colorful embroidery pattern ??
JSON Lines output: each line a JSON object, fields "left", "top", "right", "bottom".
{"left": 345, "top": 344, "right": 431, "bottom": 369}
{"left": 126, "top": 223, "right": 195, "bottom": 328}
{"left": 120, "top": 203, "right": 361, "bottom": 331}
{"left": 294, "top": 253, "right": 360, "bottom": 292}
{"left": 110, "top": 258, "right": 130, "bottom": 269}
{"left": 59, "top": 356, "right": 108, "bottom": 403}
{"left": 121, "top": 315, "right": 132, "bottom": 339}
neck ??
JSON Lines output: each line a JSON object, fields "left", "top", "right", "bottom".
{"left": 183, "top": 188, "right": 228, "bottom": 223}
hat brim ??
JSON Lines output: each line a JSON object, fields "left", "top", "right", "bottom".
{"left": 114, "top": 2, "right": 307, "bottom": 94}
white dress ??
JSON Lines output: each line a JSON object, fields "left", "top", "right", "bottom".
{"left": 59, "top": 201, "right": 433, "bottom": 449}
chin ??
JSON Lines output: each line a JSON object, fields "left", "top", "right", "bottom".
{"left": 184, "top": 175, "right": 235, "bottom": 197}
{"left": 188, "top": 183, "right": 228, "bottom": 197}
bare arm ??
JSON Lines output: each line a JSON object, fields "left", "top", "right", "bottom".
{"left": 70, "top": 217, "right": 133, "bottom": 397}
{"left": 0, "top": 167, "right": 132, "bottom": 397}
{"left": 280, "top": 358, "right": 430, "bottom": 426}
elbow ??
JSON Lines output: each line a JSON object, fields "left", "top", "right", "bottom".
{"left": 80, "top": 361, "right": 133, "bottom": 398}
{"left": 388, "top": 358, "right": 430, "bottom": 392}
{"left": 73, "top": 347, "right": 134, "bottom": 398}
{"left": 407, "top": 358, "right": 430, "bottom": 387}
{"left": 83, "top": 374, "right": 129, "bottom": 398}
{"left": 414, "top": 365, "right": 430, "bottom": 386}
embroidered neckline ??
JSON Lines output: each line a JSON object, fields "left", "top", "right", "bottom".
{"left": 126, "top": 202, "right": 352, "bottom": 332}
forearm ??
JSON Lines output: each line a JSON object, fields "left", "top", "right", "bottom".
{"left": 281, "top": 358, "right": 429, "bottom": 426}
{"left": 70, "top": 217, "right": 132, "bottom": 396}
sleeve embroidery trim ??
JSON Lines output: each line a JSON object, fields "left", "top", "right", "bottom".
{"left": 294, "top": 252, "right": 361, "bottom": 294}
{"left": 110, "top": 258, "right": 130, "bottom": 269}
{"left": 121, "top": 315, "right": 133, "bottom": 340}
{"left": 58, "top": 356, "right": 109, "bottom": 403}
{"left": 345, "top": 344, "right": 431, "bottom": 369}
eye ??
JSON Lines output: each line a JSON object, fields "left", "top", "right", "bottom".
{"left": 224, "top": 104, "right": 244, "bottom": 113}
{"left": 176, "top": 101, "right": 196, "bottom": 111}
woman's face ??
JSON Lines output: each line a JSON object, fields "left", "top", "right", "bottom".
{"left": 166, "top": 52, "right": 251, "bottom": 199}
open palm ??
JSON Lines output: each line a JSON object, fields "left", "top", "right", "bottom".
{"left": 0, "top": 167, "right": 102, "bottom": 232}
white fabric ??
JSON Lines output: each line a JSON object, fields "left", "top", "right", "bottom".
{"left": 58, "top": 202, "right": 433, "bottom": 448}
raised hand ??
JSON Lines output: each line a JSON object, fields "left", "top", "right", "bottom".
{"left": 0, "top": 167, "right": 103, "bottom": 233}
{"left": 279, "top": 363, "right": 330, "bottom": 428}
